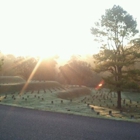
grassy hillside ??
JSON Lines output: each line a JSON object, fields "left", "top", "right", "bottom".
{"left": 0, "top": 80, "right": 62, "bottom": 93}
{"left": 0, "top": 76, "right": 25, "bottom": 83}
{"left": 0, "top": 79, "right": 140, "bottom": 123}
{"left": 57, "top": 86, "right": 91, "bottom": 99}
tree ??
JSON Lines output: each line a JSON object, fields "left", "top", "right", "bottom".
{"left": 91, "top": 5, "right": 140, "bottom": 108}
{"left": 58, "top": 58, "right": 101, "bottom": 86}
{"left": 35, "top": 57, "right": 57, "bottom": 81}
{"left": 0, "top": 54, "right": 16, "bottom": 76}
{"left": 0, "top": 59, "right": 4, "bottom": 72}
{"left": 14, "top": 56, "right": 37, "bottom": 80}
{"left": 0, "top": 52, "right": 4, "bottom": 73}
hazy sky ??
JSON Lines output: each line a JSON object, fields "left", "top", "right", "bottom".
{"left": 0, "top": 0, "right": 140, "bottom": 59}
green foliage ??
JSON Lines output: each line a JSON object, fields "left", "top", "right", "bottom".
{"left": 0, "top": 76, "right": 25, "bottom": 84}
{"left": 91, "top": 5, "right": 140, "bottom": 108}
{"left": 0, "top": 54, "right": 16, "bottom": 76}
{"left": 34, "top": 58, "right": 57, "bottom": 81}
{"left": 91, "top": 5, "right": 138, "bottom": 46}
{"left": 0, "top": 58, "right": 4, "bottom": 71}
{"left": 59, "top": 59, "right": 101, "bottom": 86}
{"left": 57, "top": 87, "right": 91, "bottom": 99}
{"left": 0, "top": 52, "right": 4, "bottom": 71}
{"left": 14, "top": 56, "right": 37, "bottom": 80}
{"left": 0, "top": 81, "right": 62, "bottom": 93}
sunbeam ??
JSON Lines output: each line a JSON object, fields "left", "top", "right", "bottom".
{"left": 2, "top": 56, "right": 34, "bottom": 75}
{"left": 19, "top": 58, "right": 42, "bottom": 95}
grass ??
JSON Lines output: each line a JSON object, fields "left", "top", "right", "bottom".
{"left": 0, "top": 81, "right": 140, "bottom": 123}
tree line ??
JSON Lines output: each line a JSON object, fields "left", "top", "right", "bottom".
{"left": 0, "top": 53, "right": 101, "bottom": 87}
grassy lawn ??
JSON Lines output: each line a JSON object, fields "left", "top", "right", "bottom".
{"left": 0, "top": 80, "right": 140, "bottom": 123}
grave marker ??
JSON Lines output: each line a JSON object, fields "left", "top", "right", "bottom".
{"left": 91, "top": 107, "right": 94, "bottom": 110}
{"left": 109, "top": 110, "right": 112, "bottom": 115}
{"left": 97, "top": 112, "right": 100, "bottom": 115}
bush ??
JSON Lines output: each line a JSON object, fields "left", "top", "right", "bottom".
{"left": 0, "top": 81, "right": 62, "bottom": 93}
{"left": 0, "top": 76, "right": 25, "bottom": 83}
{"left": 57, "top": 87, "right": 91, "bottom": 99}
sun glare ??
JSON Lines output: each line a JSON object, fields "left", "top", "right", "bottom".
{"left": 31, "top": 49, "right": 72, "bottom": 60}
{"left": 98, "top": 84, "right": 102, "bottom": 87}
{"left": 0, "top": 1, "right": 102, "bottom": 59}
{"left": 3, "top": 47, "right": 71, "bottom": 60}
{"left": 1, "top": 1, "right": 138, "bottom": 59}
{"left": 95, "top": 80, "right": 104, "bottom": 90}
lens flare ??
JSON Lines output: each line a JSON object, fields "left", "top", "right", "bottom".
{"left": 95, "top": 80, "right": 104, "bottom": 90}
{"left": 98, "top": 83, "right": 102, "bottom": 87}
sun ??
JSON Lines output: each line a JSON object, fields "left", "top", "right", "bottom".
{"left": 34, "top": 49, "right": 72, "bottom": 60}
{"left": 5, "top": 47, "right": 71, "bottom": 61}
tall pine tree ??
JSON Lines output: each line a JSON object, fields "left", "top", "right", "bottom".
{"left": 91, "top": 5, "right": 140, "bottom": 108}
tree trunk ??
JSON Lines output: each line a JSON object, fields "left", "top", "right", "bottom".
{"left": 117, "top": 91, "right": 121, "bottom": 109}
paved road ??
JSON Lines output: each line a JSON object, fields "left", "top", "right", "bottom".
{"left": 0, "top": 105, "right": 140, "bottom": 140}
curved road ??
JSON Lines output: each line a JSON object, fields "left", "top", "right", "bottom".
{"left": 0, "top": 105, "right": 140, "bottom": 140}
